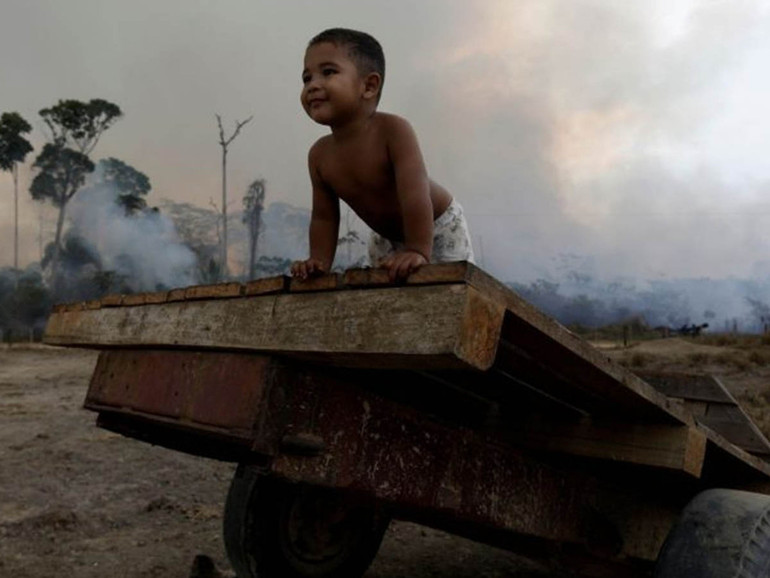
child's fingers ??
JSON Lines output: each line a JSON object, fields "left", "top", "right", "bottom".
{"left": 291, "top": 261, "right": 309, "bottom": 279}
{"left": 389, "top": 256, "right": 410, "bottom": 281}
{"left": 307, "top": 260, "right": 325, "bottom": 275}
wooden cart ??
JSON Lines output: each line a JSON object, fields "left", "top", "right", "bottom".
{"left": 44, "top": 263, "right": 770, "bottom": 577}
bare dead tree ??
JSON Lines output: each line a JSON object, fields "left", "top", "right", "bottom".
{"left": 216, "top": 114, "right": 253, "bottom": 279}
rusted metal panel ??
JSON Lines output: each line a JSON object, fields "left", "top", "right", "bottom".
{"left": 262, "top": 363, "right": 676, "bottom": 562}
{"left": 86, "top": 350, "right": 270, "bottom": 432}
{"left": 83, "top": 349, "right": 675, "bottom": 561}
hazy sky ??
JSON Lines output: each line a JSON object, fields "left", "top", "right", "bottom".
{"left": 2, "top": 0, "right": 770, "bottom": 282}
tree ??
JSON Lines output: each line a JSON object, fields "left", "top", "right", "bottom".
{"left": 90, "top": 157, "right": 151, "bottom": 215}
{"left": 745, "top": 297, "right": 770, "bottom": 333}
{"left": 39, "top": 99, "right": 122, "bottom": 154}
{"left": 159, "top": 199, "right": 221, "bottom": 283}
{"left": 30, "top": 144, "right": 95, "bottom": 280}
{"left": 0, "top": 112, "right": 34, "bottom": 272}
{"left": 216, "top": 114, "right": 252, "bottom": 279}
{"left": 30, "top": 99, "right": 122, "bottom": 284}
{"left": 242, "top": 178, "right": 266, "bottom": 279}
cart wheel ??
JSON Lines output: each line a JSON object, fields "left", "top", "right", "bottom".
{"left": 654, "top": 489, "right": 770, "bottom": 577}
{"left": 223, "top": 465, "right": 390, "bottom": 578}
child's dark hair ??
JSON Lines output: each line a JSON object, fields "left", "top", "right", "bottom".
{"left": 309, "top": 28, "right": 385, "bottom": 98}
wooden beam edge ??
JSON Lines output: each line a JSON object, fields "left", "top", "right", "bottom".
{"left": 508, "top": 419, "right": 706, "bottom": 478}
{"left": 699, "top": 423, "right": 770, "bottom": 478}
{"left": 454, "top": 285, "right": 505, "bottom": 371}
{"left": 464, "top": 265, "right": 692, "bottom": 426}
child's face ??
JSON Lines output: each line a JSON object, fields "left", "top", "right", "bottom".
{"left": 301, "top": 42, "right": 369, "bottom": 126}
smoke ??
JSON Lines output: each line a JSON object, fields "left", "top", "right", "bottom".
{"left": 66, "top": 179, "right": 197, "bottom": 292}
{"left": 511, "top": 253, "right": 770, "bottom": 333}
{"left": 398, "top": 0, "right": 770, "bottom": 284}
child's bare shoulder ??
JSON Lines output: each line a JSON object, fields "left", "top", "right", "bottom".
{"left": 374, "top": 111, "right": 414, "bottom": 134}
{"left": 309, "top": 134, "right": 333, "bottom": 155}
{"left": 373, "top": 113, "right": 421, "bottom": 150}
{"left": 308, "top": 134, "right": 333, "bottom": 166}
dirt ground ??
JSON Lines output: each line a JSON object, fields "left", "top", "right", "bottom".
{"left": 0, "top": 345, "right": 561, "bottom": 578}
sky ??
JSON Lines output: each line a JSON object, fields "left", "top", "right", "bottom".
{"left": 2, "top": 0, "right": 770, "bottom": 283}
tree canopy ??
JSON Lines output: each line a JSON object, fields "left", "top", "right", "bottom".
{"left": 92, "top": 157, "right": 152, "bottom": 215}
{"left": 39, "top": 99, "right": 122, "bottom": 154}
{"left": 0, "top": 112, "right": 33, "bottom": 170}
{"left": 31, "top": 98, "right": 122, "bottom": 286}
{"left": 30, "top": 143, "right": 94, "bottom": 208}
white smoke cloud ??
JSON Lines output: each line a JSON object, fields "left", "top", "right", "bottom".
{"left": 67, "top": 179, "right": 197, "bottom": 292}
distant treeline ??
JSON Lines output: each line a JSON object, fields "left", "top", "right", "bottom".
{"left": 510, "top": 275, "right": 770, "bottom": 334}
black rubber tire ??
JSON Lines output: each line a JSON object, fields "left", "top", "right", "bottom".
{"left": 223, "top": 465, "right": 390, "bottom": 578}
{"left": 654, "top": 488, "right": 770, "bottom": 578}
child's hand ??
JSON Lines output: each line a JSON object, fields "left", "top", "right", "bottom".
{"left": 380, "top": 250, "right": 428, "bottom": 282}
{"left": 291, "top": 258, "right": 327, "bottom": 280}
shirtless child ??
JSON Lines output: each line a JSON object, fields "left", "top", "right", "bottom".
{"left": 291, "top": 28, "right": 474, "bottom": 281}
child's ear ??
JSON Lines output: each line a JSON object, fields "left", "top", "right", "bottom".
{"left": 362, "top": 73, "right": 382, "bottom": 100}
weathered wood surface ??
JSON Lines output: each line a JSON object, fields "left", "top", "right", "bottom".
{"left": 640, "top": 372, "right": 770, "bottom": 457}
{"left": 45, "top": 263, "right": 694, "bottom": 427}
{"left": 506, "top": 416, "right": 707, "bottom": 477}
{"left": 46, "top": 282, "right": 504, "bottom": 370}
{"left": 47, "top": 261, "right": 770, "bottom": 477}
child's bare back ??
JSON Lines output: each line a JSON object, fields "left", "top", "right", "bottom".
{"left": 291, "top": 28, "right": 474, "bottom": 281}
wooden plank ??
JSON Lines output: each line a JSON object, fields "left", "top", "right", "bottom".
{"left": 699, "top": 423, "right": 770, "bottom": 478}
{"left": 456, "top": 287, "right": 505, "bottom": 370}
{"left": 700, "top": 404, "right": 770, "bottom": 456}
{"left": 637, "top": 371, "right": 732, "bottom": 403}
{"left": 167, "top": 288, "right": 187, "bottom": 302}
{"left": 100, "top": 294, "right": 124, "bottom": 307}
{"left": 244, "top": 275, "right": 289, "bottom": 296}
{"left": 144, "top": 291, "right": 169, "bottom": 304}
{"left": 639, "top": 372, "right": 770, "bottom": 456}
{"left": 507, "top": 417, "right": 706, "bottom": 477}
{"left": 184, "top": 282, "right": 243, "bottom": 300}
{"left": 44, "top": 284, "right": 488, "bottom": 370}
{"left": 463, "top": 265, "right": 691, "bottom": 425}
{"left": 289, "top": 274, "right": 341, "bottom": 293}
{"left": 342, "top": 262, "right": 471, "bottom": 288}
{"left": 122, "top": 293, "right": 148, "bottom": 306}
{"left": 45, "top": 263, "right": 689, "bottom": 423}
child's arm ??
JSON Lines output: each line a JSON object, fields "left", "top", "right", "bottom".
{"left": 383, "top": 116, "right": 433, "bottom": 280}
{"left": 291, "top": 145, "right": 340, "bottom": 279}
